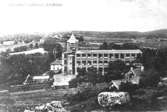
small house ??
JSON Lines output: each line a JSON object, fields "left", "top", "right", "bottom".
{"left": 3, "top": 40, "right": 15, "bottom": 46}
{"left": 50, "top": 60, "right": 62, "bottom": 73}
{"left": 32, "top": 75, "right": 50, "bottom": 83}
{"left": 109, "top": 67, "right": 143, "bottom": 90}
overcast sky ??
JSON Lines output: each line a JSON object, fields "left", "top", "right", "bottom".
{"left": 0, "top": 0, "right": 167, "bottom": 36}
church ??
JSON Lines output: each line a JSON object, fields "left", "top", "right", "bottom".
{"left": 61, "top": 34, "right": 142, "bottom": 75}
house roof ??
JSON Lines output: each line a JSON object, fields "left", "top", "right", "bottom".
{"left": 110, "top": 67, "right": 143, "bottom": 89}
{"left": 9, "top": 48, "right": 48, "bottom": 55}
{"left": 125, "top": 67, "right": 143, "bottom": 84}
{"left": 33, "top": 75, "right": 49, "bottom": 80}
{"left": 111, "top": 80, "right": 122, "bottom": 90}
{"left": 67, "top": 34, "right": 78, "bottom": 43}
{"left": 50, "top": 60, "right": 62, "bottom": 65}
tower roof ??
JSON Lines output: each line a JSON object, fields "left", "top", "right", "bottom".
{"left": 67, "top": 34, "right": 78, "bottom": 43}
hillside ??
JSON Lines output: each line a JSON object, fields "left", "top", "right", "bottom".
{"left": 73, "top": 29, "right": 167, "bottom": 40}
{"left": 1, "top": 29, "right": 167, "bottom": 42}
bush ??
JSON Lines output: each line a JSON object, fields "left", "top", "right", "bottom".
{"left": 139, "top": 69, "right": 160, "bottom": 87}
{"left": 105, "top": 60, "right": 129, "bottom": 81}
{"left": 67, "top": 83, "right": 108, "bottom": 103}
{"left": 119, "top": 82, "right": 139, "bottom": 95}
{"left": 69, "top": 67, "right": 105, "bottom": 88}
{"left": 68, "top": 83, "right": 96, "bottom": 102}
{"left": 69, "top": 75, "right": 87, "bottom": 88}
{"left": 132, "top": 88, "right": 159, "bottom": 109}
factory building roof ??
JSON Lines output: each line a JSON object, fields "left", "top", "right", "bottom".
{"left": 76, "top": 49, "right": 142, "bottom": 54}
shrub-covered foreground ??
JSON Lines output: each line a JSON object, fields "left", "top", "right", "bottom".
{"left": 66, "top": 82, "right": 167, "bottom": 112}
{"left": 1, "top": 83, "right": 167, "bottom": 112}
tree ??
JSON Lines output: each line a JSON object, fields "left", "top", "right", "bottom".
{"left": 69, "top": 67, "right": 104, "bottom": 87}
{"left": 154, "top": 48, "right": 167, "bottom": 77}
{"left": 35, "top": 43, "right": 39, "bottom": 48}
{"left": 119, "top": 82, "right": 138, "bottom": 95}
{"left": 139, "top": 69, "right": 160, "bottom": 87}
{"left": 105, "top": 60, "right": 129, "bottom": 81}
{"left": 123, "top": 43, "right": 139, "bottom": 49}
{"left": 47, "top": 70, "right": 55, "bottom": 78}
{"left": 138, "top": 47, "right": 167, "bottom": 77}
{"left": 53, "top": 44, "right": 63, "bottom": 59}
{"left": 139, "top": 48, "right": 157, "bottom": 70}
{"left": 0, "top": 54, "right": 51, "bottom": 85}
{"left": 14, "top": 46, "right": 28, "bottom": 52}
{"left": 100, "top": 42, "right": 108, "bottom": 49}
{"left": 87, "top": 67, "right": 103, "bottom": 85}
{"left": 42, "top": 41, "right": 63, "bottom": 59}
{"left": 100, "top": 42, "right": 139, "bottom": 50}
{"left": 76, "top": 35, "right": 84, "bottom": 42}
{"left": 29, "top": 44, "right": 33, "bottom": 49}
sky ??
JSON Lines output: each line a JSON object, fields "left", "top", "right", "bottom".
{"left": 0, "top": 0, "right": 167, "bottom": 36}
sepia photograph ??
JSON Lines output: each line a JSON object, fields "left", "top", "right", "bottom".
{"left": 0, "top": 0, "right": 167, "bottom": 111}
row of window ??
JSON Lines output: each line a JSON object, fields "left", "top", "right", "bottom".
{"left": 76, "top": 53, "right": 138, "bottom": 58}
{"left": 77, "top": 60, "right": 109, "bottom": 65}
{"left": 76, "top": 67, "right": 107, "bottom": 71}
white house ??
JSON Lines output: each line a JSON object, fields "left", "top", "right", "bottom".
{"left": 50, "top": 60, "right": 62, "bottom": 72}
{"left": 32, "top": 75, "right": 50, "bottom": 83}
{"left": 9, "top": 48, "right": 48, "bottom": 55}
{"left": 3, "top": 40, "right": 15, "bottom": 46}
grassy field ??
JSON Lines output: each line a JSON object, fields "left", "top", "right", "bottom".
{"left": 10, "top": 88, "right": 78, "bottom": 105}
{"left": 1, "top": 84, "right": 167, "bottom": 112}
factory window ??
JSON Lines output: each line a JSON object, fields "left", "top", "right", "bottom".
{"left": 120, "top": 53, "right": 124, "bottom": 58}
{"left": 82, "top": 61, "right": 86, "bottom": 65}
{"left": 126, "top": 53, "right": 130, "bottom": 57}
{"left": 131, "top": 53, "right": 135, "bottom": 57}
{"left": 82, "top": 54, "right": 86, "bottom": 57}
{"left": 93, "top": 61, "right": 97, "bottom": 64}
{"left": 77, "top": 61, "right": 81, "bottom": 65}
{"left": 87, "top": 53, "right": 91, "bottom": 57}
{"left": 93, "top": 54, "right": 97, "bottom": 57}
{"left": 99, "top": 61, "right": 103, "bottom": 63}
{"left": 110, "top": 54, "right": 113, "bottom": 57}
{"left": 115, "top": 54, "right": 119, "bottom": 58}
{"left": 77, "top": 54, "right": 80, "bottom": 57}
{"left": 137, "top": 53, "right": 141, "bottom": 57}
{"left": 64, "top": 66, "right": 67, "bottom": 71}
{"left": 99, "top": 68, "right": 103, "bottom": 72}
{"left": 70, "top": 43, "right": 75, "bottom": 45}
{"left": 104, "top": 54, "right": 108, "bottom": 57}
{"left": 104, "top": 61, "right": 108, "bottom": 63}
{"left": 99, "top": 54, "right": 102, "bottom": 58}
{"left": 64, "top": 54, "right": 67, "bottom": 58}
{"left": 88, "top": 61, "right": 91, "bottom": 65}
{"left": 64, "top": 60, "right": 67, "bottom": 64}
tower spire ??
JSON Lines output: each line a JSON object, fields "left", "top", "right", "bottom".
{"left": 67, "top": 33, "right": 78, "bottom": 43}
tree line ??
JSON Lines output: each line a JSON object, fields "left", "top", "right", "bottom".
{"left": 100, "top": 42, "right": 139, "bottom": 50}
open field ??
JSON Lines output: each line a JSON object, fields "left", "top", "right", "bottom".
{"left": 1, "top": 85, "right": 167, "bottom": 112}
{"left": 10, "top": 88, "right": 78, "bottom": 106}
{"left": 72, "top": 30, "right": 167, "bottom": 48}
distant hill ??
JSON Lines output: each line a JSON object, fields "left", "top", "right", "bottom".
{"left": 1, "top": 29, "right": 167, "bottom": 42}
{"left": 73, "top": 31, "right": 142, "bottom": 39}
{"left": 145, "top": 29, "right": 167, "bottom": 35}
{"left": 73, "top": 29, "right": 167, "bottom": 39}
{"left": 143, "top": 29, "right": 167, "bottom": 39}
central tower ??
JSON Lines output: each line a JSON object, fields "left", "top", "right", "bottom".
{"left": 66, "top": 34, "right": 79, "bottom": 52}
{"left": 62, "top": 34, "right": 79, "bottom": 75}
